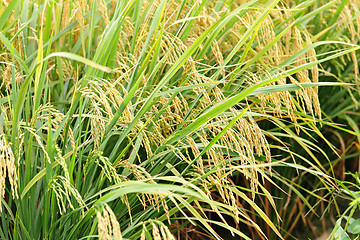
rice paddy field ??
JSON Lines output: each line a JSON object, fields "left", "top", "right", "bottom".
{"left": 1, "top": 0, "right": 360, "bottom": 239}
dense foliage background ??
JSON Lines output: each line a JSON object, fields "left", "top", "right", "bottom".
{"left": 1, "top": 0, "right": 360, "bottom": 239}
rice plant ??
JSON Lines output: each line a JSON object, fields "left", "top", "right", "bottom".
{"left": 0, "top": 0, "right": 359, "bottom": 239}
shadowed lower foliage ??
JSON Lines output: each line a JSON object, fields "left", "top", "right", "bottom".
{"left": 0, "top": 0, "right": 359, "bottom": 239}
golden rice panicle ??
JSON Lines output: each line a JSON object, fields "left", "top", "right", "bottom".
{"left": 140, "top": 221, "right": 175, "bottom": 240}
{"left": 183, "top": 108, "right": 270, "bottom": 199}
{"left": 82, "top": 79, "right": 133, "bottom": 147}
{"left": 340, "top": 2, "right": 360, "bottom": 84}
{"left": 255, "top": 21, "right": 321, "bottom": 122}
{"left": 97, "top": 209, "right": 111, "bottom": 240}
{"left": 55, "top": 145, "right": 70, "bottom": 180}
{"left": 151, "top": 222, "right": 162, "bottom": 240}
{"left": 211, "top": 40, "right": 225, "bottom": 77}
{"left": 129, "top": 0, "right": 162, "bottom": 60}
{"left": 173, "top": 95, "right": 188, "bottom": 118}
{"left": 291, "top": 27, "right": 322, "bottom": 120}
{"left": 1, "top": 65, "right": 12, "bottom": 94}
{"left": 115, "top": 161, "right": 154, "bottom": 183}
{"left": 200, "top": 176, "right": 243, "bottom": 221}
{"left": 49, "top": 176, "right": 85, "bottom": 215}
{"left": 161, "top": 33, "right": 187, "bottom": 66}
{"left": 96, "top": 205, "right": 112, "bottom": 240}
{"left": 186, "top": 109, "right": 271, "bottom": 197}
{"left": 142, "top": 130, "right": 153, "bottom": 159}
{"left": 0, "top": 133, "right": 18, "bottom": 210}
{"left": 97, "top": 205, "right": 123, "bottom": 240}
{"left": 94, "top": 152, "right": 122, "bottom": 185}
{"left": 248, "top": 116, "right": 271, "bottom": 164}
{"left": 97, "top": 204, "right": 124, "bottom": 240}
{"left": 253, "top": 13, "right": 301, "bottom": 121}
{"left": 115, "top": 8, "right": 135, "bottom": 62}
{"left": 192, "top": 5, "right": 216, "bottom": 38}
{"left": 197, "top": 131, "right": 220, "bottom": 167}
{"left": 244, "top": 7, "right": 322, "bottom": 122}
{"left": 65, "top": 0, "right": 88, "bottom": 44}
{"left": 0, "top": 64, "right": 22, "bottom": 95}
{"left": 140, "top": 92, "right": 190, "bottom": 156}
{"left": 115, "top": 51, "right": 136, "bottom": 82}
{"left": 49, "top": 179, "right": 68, "bottom": 214}
{"left": 32, "top": 105, "right": 75, "bottom": 151}
{"left": 56, "top": 59, "right": 76, "bottom": 83}
{"left": 218, "top": 183, "right": 241, "bottom": 222}
{"left": 186, "top": 136, "right": 204, "bottom": 170}
{"left": 34, "top": 104, "right": 76, "bottom": 150}
{"left": 151, "top": 221, "right": 176, "bottom": 240}
{"left": 74, "top": 0, "right": 88, "bottom": 29}
{"left": 113, "top": 161, "right": 168, "bottom": 219}
{"left": 118, "top": 17, "right": 134, "bottom": 54}
{"left": 106, "top": 205, "right": 123, "bottom": 240}
{"left": 85, "top": 152, "right": 131, "bottom": 218}
{"left": 232, "top": 114, "right": 270, "bottom": 195}
{"left": 61, "top": 0, "right": 71, "bottom": 30}
{"left": 144, "top": 124, "right": 166, "bottom": 151}
{"left": 184, "top": 3, "right": 225, "bottom": 52}
{"left": 305, "top": 34, "right": 321, "bottom": 118}
{"left": 98, "top": 0, "right": 110, "bottom": 25}
{"left": 256, "top": 14, "right": 281, "bottom": 65}
{"left": 160, "top": 223, "right": 176, "bottom": 240}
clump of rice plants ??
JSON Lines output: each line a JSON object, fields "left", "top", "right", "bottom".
{"left": 0, "top": 0, "right": 359, "bottom": 239}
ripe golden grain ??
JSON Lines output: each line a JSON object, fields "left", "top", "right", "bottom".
{"left": 0, "top": 133, "right": 18, "bottom": 211}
